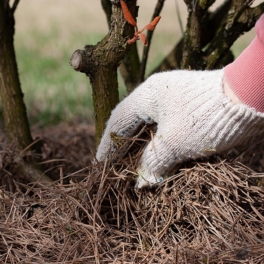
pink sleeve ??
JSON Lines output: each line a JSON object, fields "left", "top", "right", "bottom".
{"left": 224, "top": 14, "right": 264, "bottom": 113}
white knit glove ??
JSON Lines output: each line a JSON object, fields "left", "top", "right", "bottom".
{"left": 96, "top": 69, "right": 264, "bottom": 187}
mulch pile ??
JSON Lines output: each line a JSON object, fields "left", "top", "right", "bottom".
{"left": 0, "top": 122, "right": 264, "bottom": 263}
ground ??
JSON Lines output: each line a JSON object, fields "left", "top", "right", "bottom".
{"left": 0, "top": 122, "right": 264, "bottom": 263}
{"left": 1, "top": 1, "right": 264, "bottom": 262}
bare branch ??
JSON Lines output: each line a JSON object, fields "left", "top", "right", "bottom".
{"left": 4, "top": 0, "right": 9, "bottom": 8}
{"left": 181, "top": 0, "right": 218, "bottom": 69}
{"left": 138, "top": 0, "right": 166, "bottom": 83}
{"left": 119, "top": 43, "right": 140, "bottom": 93}
{"left": 11, "top": 0, "right": 20, "bottom": 13}
{"left": 118, "top": 2, "right": 141, "bottom": 93}
{"left": 101, "top": 0, "right": 140, "bottom": 93}
{"left": 252, "top": 2, "right": 264, "bottom": 17}
{"left": 175, "top": 0, "right": 184, "bottom": 36}
{"left": 70, "top": 0, "right": 136, "bottom": 144}
{"left": 101, "top": 0, "right": 112, "bottom": 28}
{"left": 152, "top": 0, "right": 232, "bottom": 73}
{"left": 205, "top": 2, "right": 264, "bottom": 69}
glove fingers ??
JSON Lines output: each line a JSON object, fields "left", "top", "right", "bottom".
{"left": 136, "top": 131, "right": 177, "bottom": 188}
{"left": 96, "top": 75, "right": 158, "bottom": 162}
{"left": 96, "top": 99, "right": 153, "bottom": 161}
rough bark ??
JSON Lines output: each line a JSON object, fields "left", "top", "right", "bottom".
{"left": 101, "top": 0, "right": 165, "bottom": 93}
{"left": 70, "top": 0, "right": 137, "bottom": 145}
{"left": 205, "top": 2, "right": 264, "bottom": 69}
{"left": 181, "top": 0, "right": 213, "bottom": 69}
{"left": 153, "top": 0, "right": 264, "bottom": 72}
{"left": 0, "top": 1, "right": 52, "bottom": 184}
{"left": 118, "top": 42, "right": 140, "bottom": 93}
{"left": 152, "top": 0, "right": 233, "bottom": 73}
{"left": 101, "top": 0, "right": 112, "bottom": 27}
{"left": 137, "top": 0, "right": 166, "bottom": 83}
{"left": 101, "top": 0, "right": 141, "bottom": 93}
{"left": 0, "top": 1, "right": 33, "bottom": 148}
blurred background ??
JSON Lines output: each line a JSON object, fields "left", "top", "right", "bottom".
{"left": 14, "top": 0, "right": 260, "bottom": 127}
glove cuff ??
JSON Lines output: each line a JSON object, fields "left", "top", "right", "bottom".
{"left": 224, "top": 14, "right": 264, "bottom": 113}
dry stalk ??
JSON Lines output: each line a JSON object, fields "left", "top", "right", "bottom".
{"left": 0, "top": 125, "right": 264, "bottom": 263}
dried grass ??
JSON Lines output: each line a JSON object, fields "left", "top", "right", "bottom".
{"left": 0, "top": 124, "right": 264, "bottom": 263}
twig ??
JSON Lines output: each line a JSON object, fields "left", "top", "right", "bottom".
{"left": 20, "top": 138, "right": 42, "bottom": 156}
{"left": 11, "top": 0, "right": 20, "bottom": 13}
{"left": 138, "top": 0, "right": 165, "bottom": 83}
{"left": 205, "top": 2, "right": 264, "bottom": 69}
{"left": 175, "top": 0, "right": 184, "bottom": 36}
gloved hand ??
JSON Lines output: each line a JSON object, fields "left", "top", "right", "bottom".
{"left": 96, "top": 14, "right": 264, "bottom": 188}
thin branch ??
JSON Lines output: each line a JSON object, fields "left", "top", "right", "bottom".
{"left": 181, "top": 0, "right": 216, "bottom": 69}
{"left": 138, "top": 0, "right": 166, "bottom": 83}
{"left": 4, "top": 0, "right": 9, "bottom": 9}
{"left": 181, "top": 10, "right": 201, "bottom": 68}
{"left": 251, "top": 3, "right": 264, "bottom": 18}
{"left": 101, "top": 0, "right": 112, "bottom": 28}
{"left": 11, "top": 0, "right": 20, "bottom": 13}
{"left": 205, "top": 2, "right": 264, "bottom": 69}
{"left": 225, "top": 0, "right": 252, "bottom": 30}
{"left": 175, "top": 0, "right": 184, "bottom": 37}
{"left": 118, "top": 1, "right": 140, "bottom": 93}
{"left": 119, "top": 42, "right": 141, "bottom": 93}
{"left": 151, "top": 0, "right": 232, "bottom": 73}
{"left": 101, "top": 0, "right": 140, "bottom": 92}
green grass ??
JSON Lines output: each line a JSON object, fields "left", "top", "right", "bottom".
{"left": 15, "top": 25, "right": 129, "bottom": 126}
{"left": 15, "top": 27, "right": 95, "bottom": 126}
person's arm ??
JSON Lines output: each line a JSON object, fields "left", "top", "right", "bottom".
{"left": 97, "top": 14, "right": 264, "bottom": 188}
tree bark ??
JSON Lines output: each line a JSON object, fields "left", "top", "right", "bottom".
{"left": 205, "top": 2, "right": 264, "bottom": 69}
{"left": 101, "top": 0, "right": 165, "bottom": 93}
{"left": 153, "top": 0, "right": 264, "bottom": 73}
{"left": 118, "top": 42, "right": 140, "bottom": 93}
{"left": 0, "top": 1, "right": 52, "bottom": 184}
{"left": 101, "top": 0, "right": 141, "bottom": 94}
{"left": 101, "top": 0, "right": 112, "bottom": 27}
{"left": 152, "top": 0, "right": 232, "bottom": 73}
{"left": 137, "top": 0, "right": 166, "bottom": 83}
{"left": 70, "top": 0, "right": 137, "bottom": 145}
{"left": 181, "top": 0, "right": 210, "bottom": 69}
{"left": 0, "top": 1, "right": 33, "bottom": 148}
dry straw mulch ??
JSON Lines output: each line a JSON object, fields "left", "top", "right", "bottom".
{"left": 0, "top": 124, "right": 264, "bottom": 263}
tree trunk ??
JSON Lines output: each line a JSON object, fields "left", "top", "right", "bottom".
{"left": 0, "top": 2, "right": 33, "bottom": 148}
{"left": 70, "top": 0, "right": 137, "bottom": 145}
{"left": 0, "top": 1, "right": 52, "bottom": 184}
{"left": 118, "top": 42, "right": 140, "bottom": 93}
{"left": 101, "top": 0, "right": 141, "bottom": 93}
{"left": 101, "top": 0, "right": 164, "bottom": 93}
{"left": 181, "top": 1, "right": 207, "bottom": 69}
{"left": 153, "top": 1, "right": 264, "bottom": 73}
{"left": 205, "top": 2, "right": 264, "bottom": 69}
{"left": 92, "top": 65, "right": 119, "bottom": 145}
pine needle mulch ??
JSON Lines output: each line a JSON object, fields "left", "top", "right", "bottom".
{"left": 0, "top": 123, "right": 264, "bottom": 263}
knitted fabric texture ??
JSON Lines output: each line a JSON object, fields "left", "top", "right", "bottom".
{"left": 96, "top": 70, "right": 264, "bottom": 188}
{"left": 224, "top": 14, "right": 264, "bottom": 112}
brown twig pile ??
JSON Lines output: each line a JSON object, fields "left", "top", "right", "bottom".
{"left": 0, "top": 125, "right": 264, "bottom": 263}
